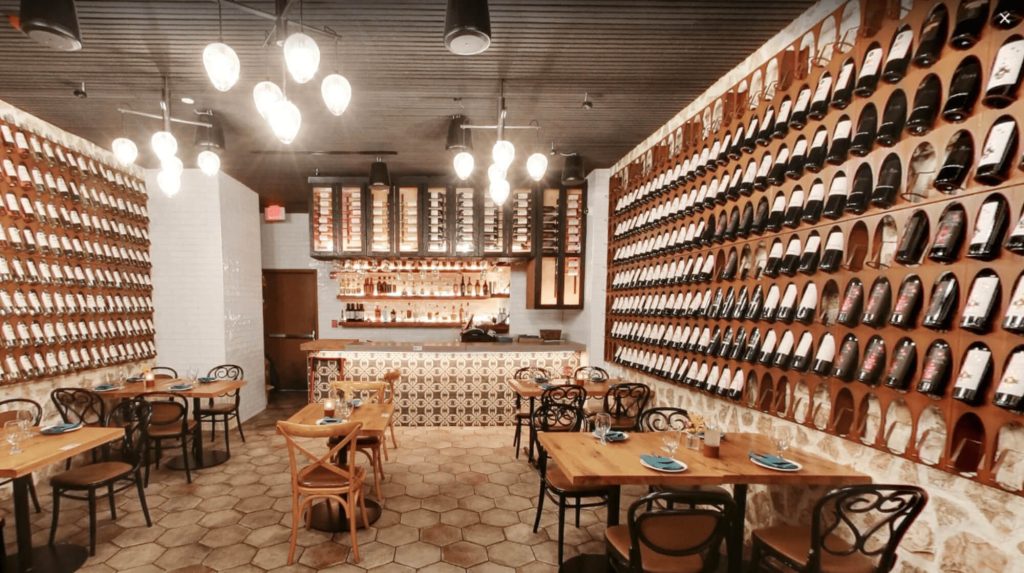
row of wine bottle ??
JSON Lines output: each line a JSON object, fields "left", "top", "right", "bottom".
{"left": 0, "top": 289, "right": 154, "bottom": 317}
{"left": 0, "top": 341, "right": 156, "bottom": 383}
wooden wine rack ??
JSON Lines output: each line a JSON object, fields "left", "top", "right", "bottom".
{"left": 605, "top": 0, "right": 1024, "bottom": 495}
{"left": 0, "top": 115, "right": 153, "bottom": 385}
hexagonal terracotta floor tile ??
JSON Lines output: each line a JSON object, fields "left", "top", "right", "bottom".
{"left": 394, "top": 541, "right": 442, "bottom": 568}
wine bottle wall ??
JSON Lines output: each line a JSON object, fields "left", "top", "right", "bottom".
{"left": 0, "top": 113, "right": 154, "bottom": 385}
{"left": 605, "top": 0, "right": 1024, "bottom": 493}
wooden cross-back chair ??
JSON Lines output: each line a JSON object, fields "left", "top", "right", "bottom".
{"left": 331, "top": 379, "right": 388, "bottom": 501}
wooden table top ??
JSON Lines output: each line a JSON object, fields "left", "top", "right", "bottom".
{"left": 286, "top": 402, "right": 394, "bottom": 434}
{"left": 99, "top": 378, "right": 246, "bottom": 399}
{"left": 505, "top": 378, "right": 621, "bottom": 399}
{"left": 0, "top": 426, "right": 125, "bottom": 479}
{"left": 538, "top": 431, "right": 871, "bottom": 488}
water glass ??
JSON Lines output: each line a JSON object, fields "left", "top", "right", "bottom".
{"left": 661, "top": 428, "right": 682, "bottom": 456}
{"left": 771, "top": 425, "right": 793, "bottom": 457}
{"left": 594, "top": 413, "right": 611, "bottom": 445}
{"left": 186, "top": 367, "right": 199, "bottom": 382}
{"left": 5, "top": 420, "right": 22, "bottom": 454}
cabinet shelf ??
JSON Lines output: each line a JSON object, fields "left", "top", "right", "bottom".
{"left": 336, "top": 294, "right": 509, "bottom": 301}
{"left": 337, "top": 321, "right": 463, "bottom": 329}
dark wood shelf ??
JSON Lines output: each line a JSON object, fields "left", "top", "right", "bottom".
{"left": 336, "top": 294, "right": 510, "bottom": 301}
{"left": 337, "top": 321, "right": 462, "bottom": 328}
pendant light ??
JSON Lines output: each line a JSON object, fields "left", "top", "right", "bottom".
{"left": 161, "top": 155, "right": 184, "bottom": 178}
{"left": 321, "top": 37, "right": 352, "bottom": 116}
{"left": 157, "top": 168, "right": 181, "bottom": 197}
{"left": 203, "top": 1, "right": 240, "bottom": 92}
{"left": 111, "top": 137, "right": 138, "bottom": 166}
{"left": 151, "top": 131, "right": 178, "bottom": 160}
{"left": 268, "top": 98, "right": 301, "bottom": 144}
{"left": 526, "top": 152, "right": 548, "bottom": 181}
{"left": 487, "top": 163, "right": 505, "bottom": 183}
{"left": 492, "top": 139, "right": 515, "bottom": 170}
{"left": 369, "top": 157, "right": 390, "bottom": 186}
{"left": 444, "top": 0, "right": 491, "bottom": 56}
{"left": 453, "top": 152, "right": 474, "bottom": 180}
{"left": 488, "top": 177, "right": 510, "bottom": 205}
{"left": 448, "top": 115, "right": 474, "bottom": 180}
{"left": 197, "top": 150, "right": 221, "bottom": 176}
{"left": 561, "top": 153, "right": 585, "bottom": 186}
{"left": 283, "top": 2, "right": 319, "bottom": 84}
{"left": 253, "top": 80, "right": 283, "bottom": 119}
{"left": 19, "top": 0, "right": 82, "bottom": 51}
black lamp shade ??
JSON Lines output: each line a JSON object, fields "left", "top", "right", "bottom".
{"left": 20, "top": 0, "right": 82, "bottom": 51}
{"left": 194, "top": 114, "right": 226, "bottom": 151}
{"left": 444, "top": 0, "right": 491, "bottom": 55}
{"left": 446, "top": 115, "right": 473, "bottom": 151}
{"left": 561, "top": 153, "right": 585, "bottom": 186}
{"left": 369, "top": 159, "right": 391, "bottom": 187}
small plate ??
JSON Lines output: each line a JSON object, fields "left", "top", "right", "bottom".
{"left": 749, "top": 456, "right": 803, "bottom": 472}
{"left": 41, "top": 423, "right": 82, "bottom": 435}
{"left": 639, "top": 457, "right": 687, "bottom": 473}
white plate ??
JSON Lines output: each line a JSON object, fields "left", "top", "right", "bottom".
{"left": 640, "top": 457, "right": 687, "bottom": 473}
{"left": 749, "top": 456, "right": 802, "bottom": 472}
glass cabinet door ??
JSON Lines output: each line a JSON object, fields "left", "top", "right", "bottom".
{"left": 369, "top": 185, "right": 392, "bottom": 254}
{"left": 481, "top": 193, "right": 505, "bottom": 254}
{"left": 310, "top": 187, "right": 336, "bottom": 255}
{"left": 541, "top": 188, "right": 561, "bottom": 254}
{"left": 424, "top": 187, "right": 448, "bottom": 255}
{"left": 454, "top": 187, "right": 476, "bottom": 255}
{"left": 510, "top": 188, "right": 533, "bottom": 255}
{"left": 396, "top": 186, "right": 419, "bottom": 253}
{"left": 564, "top": 188, "right": 584, "bottom": 255}
{"left": 562, "top": 256, "right": 582, "bottom": 306}
{"left": 538, "top": 256, "right": 559, "bottom": 306}
{"left": 339, "top": 186, "right": 363, "bottom": 254}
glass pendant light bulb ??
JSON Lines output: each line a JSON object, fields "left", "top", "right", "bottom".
{"left": 489, "top": 178, "right": 510, "bottom": 205}
{"left": 151, "top": 131, "right": 178, "bottom": 160}
{"left": 111, "top": 137, "right": 138, "bottom": 166}
{"left": 487, "top": 163, "right": 506, "bottom": 183}
{"left": 161, "top": 155, "right": 184, "bottom": 178}
{"left": 284, "top": 32, "right": 320, "bottom": 84}
{"left": 453, "top": 151, "right": 474, "bottom": 180}
{"left": 157, "top": 168, "right": 181, "bottom": 197}
{"left": 526, "top": 152, "right": 548, "bottom": 181}
{"left": 268, "top": 99, "right": 302, "bottom": 144}
{"left": 321, "top": 73, "right": 352, "bottom": 116}
{"left": 253, "top": 80, "right": 283, "bottom": 119}
{"left": 197, "top": 150, "right": 221, "bottom": 176}
{"left": 203, "top": 42, "right": 241, "bottom": 92}
{"left": 492, "top": 139, "right": 515, "bottom": 169}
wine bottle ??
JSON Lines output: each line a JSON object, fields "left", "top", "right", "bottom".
{"left": 826, "top": 116, "right": 852, "bottom": 165}
{"left": 727, "top": 369, "right": 746, "bottom": 400}
{"left": 917, "top": 340, "right": 953, "bottom": 397}
{"left": 742, "top": 328, "right": 762, "bottom": 362}
{"left": 809, "top": 72, "right": 833, "bottom": 120}
{"left": 772, "top": 96, "right": 792, "bottom": 139}
{"left": 849, "top": 104, "right": 878, "bottom": 157}
{"left": 906, "top": 74, "right": 942, "bottom": 136}
{"left": 806, "top": 127, "right": 829, "bottom": 173}
{"left": 929, "top": 206, "right": 966, "bottom": 262}
{"left": 739, "top": 203, "right": 754, "bottom": 237}
{"left": 741, "top": 116, "right": 759, "bottom": 153}
{"left": 861, "top": 278, "right": 892, "bottom": 328}
{"left": 822, "top": 172, "right": 849, "bottom": 220}
{"left": 983, "top": 36, "right": 1024, "bottom": 108}
{"left": 751, "top": 199, "right": 769, "bottom": 236}
{"left": 994, "top": 348, "right": 1024, "bottom": 410}
{"left": 820, "top": 229, "right": 845, "bottom": 273}
{"left": 967, "top": 195, "right": 1008, "bottom": 259}
{"left": 856, "top": 336, "right": 887, "bottom": 385}
{"left": 762, "top": 285, "right": 783, "bottom": 322}
{"left": 776, "top": 283, "right": 799, "bottom": 323}
{"left": 719, "top": 249, "right": 739, "bottom": 281}
{"left": 812, "top": 333, "right": 837, "bottom": 375}
{"left": 798, "top": 234, "right": 822, "bottom": 276}
{"left": 780, "top": 237, "right": 802, "bottom": 277}
{"left": 974, "top": 116, "right": 1019, "bottom": 186}
{"left": 913, "top": 4, "right": 949, "bottom": 68}
{"left": 763, "top": 241, "right": 785, "bottom": 279}
{"left": 832, "top": 334, "right": 860, "bottom": 382}
{"left": 1006, "top": 207, "right": 1024, "bottom": 254}
{"left": 992, "top": 0, "right": 1023, "bottom": 27}
{"left": 951, "top": 0, "right": 990, "bottom": 49}
{"left": 767, "top": 147, "right": 790, "bottom": 188}
{"left": 884, "top": 338, "right": 918, "bottom": 390}
{"left": 960, "top": 272, "right": 1001, "bottom": 332}
{"left": 730, "top": 327, "right": 748, "bottom": 361}
{"left": 889, "top": 275, "right": 923, "bottom": 328}
{"left": 758, "top": 329, "right": 778, "bottom": 366}
{"left": 1003, "top": 273, "right": 1024, "bottom": 333}
{"left": 773, "top": 330, "right": 796, "bottom": 369}
{"left": 847, "top": 163, "right": 872, "bottom": 215}
{"left": 756, "top": 107, "right": 776, "bottom": 146}
{"left": 766, "top": 194, "right": 787, "bottom": 233}
{"left": 746, "top": 285, "right": 765, "bottom": 321}
{"left": 896, "top": 212, "right": 929, "bottom": 265}
{"left": 877, "top": 90, "right": 907, "bottom": 147}
{"left": 831, "top": 58, "right": 856, "bottom": 109}
{"left": 837, "top": 279, "right": 864, "bottom": 327}
{"left": 802, "top": 180, "right": 825, "bottom": 224}
{"left": 754, "top": 152, "right": 773, "bottom": 191}
{"left": 791, "top": 331, "right": 814, "bottom": 372}
{"left": 952, "top": 344, "right": 993, "bottom": 405}
{"left": 883, "top": 25, "right": 914, "bottom": 83}
{"left": 922, "top": 273, "right": 959, "bottom": 330}
{"left": 854, "top": 43, "right": 884, "bottom": 98}
{"left": 789, "top": 85, "right": 812, "bottom": 129}
{"left": 942, "top": 57, "right": 982, "bottom": 122}
{"left": 783, "top": 188, "right": 805, "bottom": 229}
{"left": 785, "top": 136, "right": 808, "bottom": 180}
{"left": 795, "top": 282, "right": 818, "bottom": 324}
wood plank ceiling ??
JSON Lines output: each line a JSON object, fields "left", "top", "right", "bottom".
{"left": 0, "top": 0, "right": 813, "bottom": 210}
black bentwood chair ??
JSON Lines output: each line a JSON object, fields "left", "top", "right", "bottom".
{"left": 639, "top": 408, "right": 731, "bottom": 508}
{"left": 531, "top": 402, "right": 610, "bottom": 567}
{"left": 49, "top": 398, "right": 153, "bottom": 556}
{"left": 573, "top": 366, "right": 610, "bottom": 381}
{"left": 750, "top": 484, "right": 928, "bottom": 573}
{"left": 0, "top": 399, "right": 44, "bottom": 512}
{"left": 601, "top": 383, "right": 653, "bottom": 431}
{"left": 150, "top": 366, "right": 178, "bottom": 379}
{"left": 198, "top": 364, "right": 245, "bottom": 454}
{"left": 50, "top": 388, "right": 107, "bottom": 469}
{"left": 144, "top": 393, "right": 195, "bottom": 485}
{"left": 606, "top": 490, "right": 737, "bottom": 573}
{"left": 511, "top": 366, "right": 552, "bottom": 459}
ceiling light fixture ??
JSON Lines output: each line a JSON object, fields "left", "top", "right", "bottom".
{"left": 283, "top": 2, "right": 319, "bottom": 84}
{"left": 369, "top": 157, "right": 390, "bottom": 187}
{"left": 111, "top": 137, "right": 138, "bottom": 166}
{"left": 203, "top": 0, "right": 240, "bottom": 92}
{"left": 197, "top": 149, "right": 221, "bottom": 177}
{"left": 157, "top": 168, "right": 181, "bottom": 197}
{"left": 445, "top": 115, "right": 472, "bottom": 151}
{"left": 193, "top": 110, "right": 225, "bottom": 151}
{"left": 268, "top": 98, "right": 301, "bottom": 144}
{"left": 253, "top": 80, "right": 283, "bottom": 119}
{"left": 453, "top": 152, "right": 474, "bottom": 180}
{"left": 561, "top": 153, "right": 585, "bottom": 186}
{"left": 526, "top": 152, "right": 548, "bottom": 181}
{"left": 180, "top": 96, "right": 195, "bottom": 105}
{"left": 18, "top": 0, "right": 82, "bottom": 51}
{"left": 151, "top": 131, "right": 178, "bottom": 160}
{"left": 488, "top": 178, "right": 510, "bottom": 205}
{"left": 444, "top": 0, "right": 491, "bottom": 56}
{"left": 321, "top": 34, "right": 352, "bottom": 116}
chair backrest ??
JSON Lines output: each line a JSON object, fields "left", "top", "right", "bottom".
{"left": 530, "top": 402, "right": 584, "bottom": 467}
{"left": 151, "top": 366, "right": 178, "bottom": 379}
{"left": 207, "top": 364, "right": 244, "bottom": 380}
{"left": 334, "top": 380, "right": 386, "bottom": 404}
{"left": 627, "top": 491, "right": 736, "bottom": 572}
{"left": 540, "top": 385, "right": 588, "bottom": 409}
{"left": 51, "top": 388, "right": 105, "bottom": 426}
{"left": 144, "top": 393, "right": 189, "bottom": 432}
{"left": 381, "top": 370, "right": 400, "bottom": 405}
{"left": 514, "top": 366, "right": 551, "bottom": 380}
{"left": 639, "top": 407, "right": 693, "bottom": 433}
{"left": 809, "top": 484, "right": 928, "bottom": 573}
{"left": 573, "top": 366, "right": 609, "bottom": 381}
{"left": 0, "top": 398, "right": 42, "bottom": 425}
{"left": 105, "top": 398, "right": 152, "bottom": 470}
{"left": 603, "top": 383, "right": 652, "bottom": 422}
{"left": 277, "top": 420, "right": 363, "bottom": 490}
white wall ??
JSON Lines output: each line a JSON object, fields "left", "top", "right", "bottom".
{"left": 563, "top": 169, "right": 610, "bottom": 364}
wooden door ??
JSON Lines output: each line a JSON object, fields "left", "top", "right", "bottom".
{"left": 263, "top": 270, "right": 318, "bottom": 391}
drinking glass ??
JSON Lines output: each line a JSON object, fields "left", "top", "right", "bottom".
{"left": 16, "top": 409, "right": 33, "bottom": 436}
{"left": 771, "top": 425, "right": 793, "bottom": 457}
{"left": 5, "top": 420, "right": 22, "bottom": 454}
{"left": 661, "top": 428, "right": 681, "bottom": 456}
{"left": 186, "top": 367, "right": 199, "bottom": 383}
{"left": 594, "top": 413, "right": 611, "bottom": 445}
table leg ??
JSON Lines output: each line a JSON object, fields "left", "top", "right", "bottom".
{"left": 6, "top": 475, "right": 88, "bottom": 573}
{"left": 559, "top": 485, "right": 620, "bottom": 573}
{"left": 606, "top": 485, "right": 620, "bottom": 527}
{"left": 527, "top": 397, "right": 537, "bottom": 464}
{"left": 731, "top": 484, "right": 748, "bottom": 573}
{"left": 166, "top": 397, "right": 229, "bottom": 470}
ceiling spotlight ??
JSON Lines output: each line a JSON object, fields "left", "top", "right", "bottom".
{"left": 19, "top": 0, "right": 82, "bottom": 51}
{"left": 253, "top": 80, "right": 283, "bottom": 119}
{"left": 581, "top": 92, "right": 593, "bottom": 110}
{"left": 180, "top": 96, "right": 195, "bottom": 105}
{"left": 268, "top": 99, "right": 302, "bottom": 144}
{"left": 321, "top": 73, "right": 352, "bottom": 116}
{"left": 446, "top": 115, "right": 473, "bottom": 151}
{"left": 284, "top": 31, "right": 320, "bottom": 84}
{"left": 453, "top": 151, "right": 474, "bottom": 180}
{"left": 369, "top": 157, "right": 391, "bottom": 186}
{"left": 111, "top": 137, "right": 138, "bottom": 166}
{"left": 444, "top": 0, "right": 491, "bottom": 56}
{"left": 561, "top": 153, "right": 585, "bottom": 186}
{"left": 197, "top": 150, "right": 221, "bottom": 177}
{"left": 151, "top": 131, "right": 178, "bottom": 160}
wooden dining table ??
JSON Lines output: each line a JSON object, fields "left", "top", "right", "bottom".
{"left": 283, "top": 401, "right": 395, "bottom": 532}
{"left": 100, "top": 378, "right": 246, "bottom": 470}
{"left": 539, "top": 431, "right": 871, "bottom": 573}
{"left": 1, "top": 426, "right": 125, "bottom": 573}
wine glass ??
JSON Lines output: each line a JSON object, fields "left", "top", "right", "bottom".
{"left": 594, "top": 413, "right": 611, "bottom": 445}
{"left": 186, "top": 367, "right": 198, "bottom": 383}
{"left": 16, "top": 409, "right": 34, "bottom": 436}
{"left": 5, "top": 420, "right": 22, "bottom": 454}
{"left": 771, "top": 425, "right": 793, "bottom": 458}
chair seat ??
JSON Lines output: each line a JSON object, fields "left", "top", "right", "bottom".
{"left": 357, "top": 434, "right": 382, "bottom": 447}
{"left": 199, "top": 403, "right": 236, "bottom": 415}
{"left": 753, "top": 525, "right": 877, "bottom": 573}
{"left": 149, "top": 419, "right": 197, "bottom": 438}
{"left": 514, "top": 412, "right": 531, "bottom": 420}
{"left": 605, "top": 523, "right": 705, "bottom": 573}
{"left": 545, "top": 465, "right": 608, "bottom": 495}
{"left": 298, "top": 465, "right": 365, "bottom": 489}
{"left": 51, "top": 462, "right": 133, "bottom": 488}
{"left": 653, "top": 484, "right": 731, "bottom": 498}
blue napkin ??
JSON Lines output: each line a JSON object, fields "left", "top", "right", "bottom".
{"left": 749, "top": 452, "right": 799, "bottom": 470}
{"left": 538, "top": 383, "right": 555, "bottom": 390}
{"left": 349, "top": 398, "right": 363, "bottom": 408}
{"left": 318, "top": 417, "right": 341, "bottom": 425}
{"left": 42, "top": 422, "right": 82, "bottom": 435}
{"left": 596, "top": 430, "right": 627, "bottom": 442}
{"left": 198, "top": 376, "right": 216, "bottom": 383}
{"left": 126, "top": 376, "right": 143, "bottom": 383}
{"left": 640, "top": 454, "right": 683, "bottom": 471}
{"left": 169, "top": 384, "right": 193, "bottom": 391}
{"left": 94, "top": 384, "right": 115, "bottom": 392}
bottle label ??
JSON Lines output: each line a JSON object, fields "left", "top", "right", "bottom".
{"left": 997, "top": 352, "right": 1024, "bottom": 397}
{"left": 792, "top": 138, "right": 809, "bottom": 158}
{"left": 970, "top": 201, "right": 1001, "bottom": 246}
{"left": 777, "top": 99, "right": 793, "bottom": 123}
{"left": 979, "top": 121, "right": 1015, "bottom": 167}
{"left": 887, "top": 29, "right": 914, "bottom": 63}
{"left": 861, "top": 48, "right": 883, "bottom": 78}
{"left": 963, "top": 275, "right": 999, "bottom": 319}
{"left": 1007, "top": 278, "right": 1024, "bottom": 321}
{"left": 894, "top": 279, "right": 920, "bottom": 314}
{"left": 813, "top": 74, "right": 834, "bottom": 103}
{"left": 757, "top": 155, "right": 773, "bottom": 177}
{"left": 834, "top": 119, "right": 852, "bottom": 140}
{"left": 829, "top": 176, "right": 849, "bottom": 197}
{"left": 987, "top": 39, "right": 1024, "bottom": 90}
{"left": 825, "top": 230, "right": 845, "bottom": 251}
{"left": 794, "top": 88, "right": 812, "bottom": 113}
{"left": 837, "top": 62, "right": 855, "bottom": 89}
{"left": 955, "top": 347, "right": 992, "bottom": 390}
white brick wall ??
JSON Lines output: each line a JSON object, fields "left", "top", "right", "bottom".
{"left": 563, "top": 169, "right": 610, "bottom": 365}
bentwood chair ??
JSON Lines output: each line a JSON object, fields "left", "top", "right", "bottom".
{"left": 150, "top": 366, "right": 178, "bottom": 379}
{"left": 0, "top": 399, "right": 44, "bottom": 512}
{"left": 512, "top": 367, "right": 552, "bottom": 459}
{"left": 601, "top": 383, "right": 653, "bottom": 431}
{"left": 49, "top": 398, "right": 153, "bottom": 556}
{"left": 143, "top": 393, "right": 194, "bottom": 484}
{"left": 573, "top": 366, "right": 609, "bottom": 381}
{"left": 638, "top": 407, "right": 732, "bottom": 508}
{"left": 750, "top": 484, "right": 928, "bottom": 573}
{"left": 51, "top": 388, "right": 106, "bottom": 468}
{"left": 198, "top": 364, "right": 245, "bottom": 454}
{"left": 278, "top": 420, "right": 368, "bottom": 564}
{"left": 606, "top": 490, "right": 737, "bottom": 573}
{"left": 334, "top": 379, "right": 388, "bottom": 501}
{"left": 532, "top": 402, "right": 611, "bottom": 567}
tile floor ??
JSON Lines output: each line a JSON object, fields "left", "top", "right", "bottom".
{"left": 2, "top": 395, "right": 645, "bottom": 572}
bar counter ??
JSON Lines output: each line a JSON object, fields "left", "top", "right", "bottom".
{"left": 304, "top": 339, "right": 584, "bottom": 426}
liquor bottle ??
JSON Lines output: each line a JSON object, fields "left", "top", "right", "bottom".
{"left": 854, "top": 43, "right": 883, "bottom": 98}
{"left": 822, "top": 172, "right": 848, "bottom": 219}
{"left": 836, "top": 279, "right": 864, "bottom": 327}
{"left": 832, "top": 334, "right": 860, "bottom": 381}
{"left": 906, "top": 74, "right": 942, "bottom": 135}
{"left": 820, "top": 229, "right": 845, "bottom": 273}
{"left": 974, "top": 116, "right": 1019, "bottom": 186}
{"left": 849, "top": 104, "right": 878, "bottom": 157}
{"left": 1004, "top": 273, "right": 1024, "bottom": 333}
{"left": 856, "top": 336, "right": 887, "bottom": 385}
{"left": 950, "top": 0, "right": 990, "bottom": 50}
{"left": 917, "top": 340, "right": 952, "bottom": 397}
{"left": 967, "top": 195, "right": 1008, "bottom": 259}
{"left": 826, "top": 116, "right": 852, "bottom": 165}
{"left": 942, "top": 57, "right": 982, "bottom": 122}
{"left": 960, "top": 271, "right": 1001, "bottom": 332}
{"left": 913, "top": 4, "right": 949, "bottom": 68}
{"left": 742, "top": 328, "right": 762, "bottom": 363}
{"left": 995, "top": 348, "right": 1024, "bottom": 410}
{"left": 884, "top": 338, "right": 918, "bottom": 390}
{"left": 847, "top": 163, "right": 872, "bottom": 215}
{"left": 929, "top": 206, "right": 966, "bottom": 262}
{"left": 1006, "top": 207, "right": 1024, "bottom": 254}
{"left": 922, "top": 273, "right": 959, "bottom": 329}
{"left": 983, "top": 36, "right": 1024, "bottom": 108}
{"left": 896, "top": 212, "right": 929, "bottom": 265}
{"left": 806, "top": 127, "right": 829, "bottom": 173}
{"left": 876, "top": 90, "right": 907, "bottom": 147}
{"left": 862, "top": 278, "right": 892, "bottom": 327}
{"left": 832, "top": 58, "right": 856, "bottom": 109}
{"left": 883, "top": 25, "right": 914, "bottom": 83}
{"left": 795, "top": 282, "right": 818, "bottom": 324}
{"left": 783, "top": 188, "right": 804, "bottom": 229}
{"left": 889, "top": 275, "right": 923, "bottom": 328}
{"left": 952, "top": 344, "right": 993, "bottom": 405}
